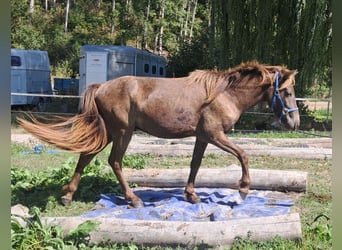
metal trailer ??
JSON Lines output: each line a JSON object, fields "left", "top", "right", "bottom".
{"left": 11, "top": 48, "right": 53, "bottom": 111}
{"left": 79, "top": 45, "right": 167, "bottom": 95}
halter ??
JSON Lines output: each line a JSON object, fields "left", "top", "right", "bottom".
{"left": 271, "top": 71, "right": 298, "bottom": 120}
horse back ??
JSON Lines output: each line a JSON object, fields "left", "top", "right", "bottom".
{"left": 94, "top": 76, "right": 208, "bottom": 138}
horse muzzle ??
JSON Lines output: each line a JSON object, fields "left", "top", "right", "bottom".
{"left": 281, "top": 110, "right": 300, "bottom": 130}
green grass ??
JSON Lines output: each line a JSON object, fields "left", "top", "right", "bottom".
{"left": 309, "top": 108, "right": 332, "bottom": 121}
{"left": 11, "top": 137, "right": 332, "bottom": 249}
{"left": 229, "top": 130, "right": 332, "bottom": 138}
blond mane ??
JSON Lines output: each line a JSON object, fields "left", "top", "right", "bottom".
{"left": 187, "top": 69, "right": 230, "bottom": 103}
{"left": 187, "top": 61, "right": 270, "bottom": 103}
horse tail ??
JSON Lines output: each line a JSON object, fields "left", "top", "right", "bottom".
{"left": 17, "top": 83, "right": 108, "bottom": 154}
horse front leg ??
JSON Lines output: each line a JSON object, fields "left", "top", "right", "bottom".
{"left": 109, "top": 130, "right": 144, "bottom": 208}
{"left": 211, "top": 132, "right": 250, "bottom": 199}
{"left": 61, "top": 153, "right": 97, "bottom": 205}
{"left": 184, "top": 138, "right": 208, "bottom": 203}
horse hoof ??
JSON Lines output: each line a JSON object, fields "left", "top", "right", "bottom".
{"left": 183, "top": 192, "right": 201, "bottom": 204}
{"left": 128, "top": 200, "right": 144, "bottom": 209}
{"left": 238, "top": 190, "right": 248, "bottom": 200}
{"left": 61, "top": 196, "right": 72, "bottom": 206}
{"left": 191, "top": 196, "right": 201, "bottom": 204}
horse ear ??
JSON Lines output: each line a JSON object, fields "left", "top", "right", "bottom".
{"left": 279, "top": 69, "right": 298, "bottom": 79}
{"left": 289, "top": 69, "right": 298, "bottom": 76}
{"left": 279, "top": 69, "right": 298, "bottom": 88}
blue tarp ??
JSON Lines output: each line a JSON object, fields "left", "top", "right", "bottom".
{"left": 20, "top": 144, "right": 60, "bottom": 155}
{"left": 82, "top": 188, "right": 294, "bottom": 222}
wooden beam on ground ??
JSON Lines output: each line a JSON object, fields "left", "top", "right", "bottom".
{"left": 124, "top": 165, "right": 308, "bottom": 192}
{"left": 43, "top": 213, "right": 302, "bottom": 248}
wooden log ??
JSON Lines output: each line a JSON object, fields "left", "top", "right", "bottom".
{"left": 125, "top": 165, "right": 308, "bottom": 192}
{"left": 43, "top": 213, "right": 302, "bottom": 248}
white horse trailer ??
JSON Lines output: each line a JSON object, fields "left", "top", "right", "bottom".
{"left": 79, "top": 45, "right": 167, "bottom": 95}
{"left": 11, "top": 48, "right": 52, "bottom": 111}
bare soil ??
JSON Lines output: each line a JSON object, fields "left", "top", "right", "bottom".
{"left": 303, "top": 101, "right": 332, "bottom": 111}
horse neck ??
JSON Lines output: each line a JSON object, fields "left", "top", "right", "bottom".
{"left": 228, "top": 85, "right": 269, "bottom": 113}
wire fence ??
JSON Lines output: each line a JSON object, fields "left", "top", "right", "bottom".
{"left": 11, "top": 92, "right": 332, "bottom": 138}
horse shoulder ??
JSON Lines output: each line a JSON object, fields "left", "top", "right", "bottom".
{"left": 201, "top": 92, "right": 242, "bottom": 132}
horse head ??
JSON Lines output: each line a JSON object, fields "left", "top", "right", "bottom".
{"left": 265, "top": 67, "right": 300, "bottom": 130}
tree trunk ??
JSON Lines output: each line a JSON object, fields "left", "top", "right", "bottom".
{"left": 110, "top": 0, "right": 116, "bottom": 35}
{"left": 64, "top": 0, "right": 70, "bottom": 33}
{"left": 120, "top": 0, "right": 131, "bottom": 45}
{"left": 29, "top": 0, "right": 34, "bottom": 13}
{"left": 43, "top": 214, "right": 302, "bottom": 247}
{"left": 142, "top": 0, "right": 151, "bottom": 49}
{"left": 153, "top": 33, "right": 158, "bottom": 54}
{"left": 183, "top": 0, "right": 191, "bottom": 40}
{"left": 158, "top": 0, "right": 165, "bottom": 55}
{"left": 189, "top": 0, "right": 198, "bottom": 41}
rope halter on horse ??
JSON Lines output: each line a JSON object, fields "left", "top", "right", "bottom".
{"left": 271, "top": 71, "right": 299, "bottom": 120}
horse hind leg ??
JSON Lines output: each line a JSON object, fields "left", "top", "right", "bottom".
{"left": 184, "top": 139, "right": 208, "bottom": 203}
{"left": 61, "top": 152, "right": 97, "bottom": 206}
{"left": 108, "top": 129, "right": 144, "bottom": 208}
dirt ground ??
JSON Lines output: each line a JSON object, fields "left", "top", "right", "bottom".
{"left": 302, "top": 101, "right": 332, "bottom": 111}
{"left": 11, "top": 132, "right": 332, "bottom": 160}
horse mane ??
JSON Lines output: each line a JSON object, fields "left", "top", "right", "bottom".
{"left": 187, "top": 60, "right": 271, "bottom": 103}
{"left": 228, "top": 61, "right": 270, "bottom": 85}
{"left": 187, "top": 61, "right": 298, "bottom": 104}
{"left": 230, "top": 62, "right": 297, "bottom": 90}
{"left": 187, "top": 69, "right": 230, "bottom": 103}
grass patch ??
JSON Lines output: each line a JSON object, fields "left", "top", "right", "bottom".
{"left": 229, "top": 130, "right": 332, "bottom": 138}
{"left": 309, "top": 108, "right": 332, "bottom": 122}
{"left": 11, "top": 137, "right": 332, "bottom": 249}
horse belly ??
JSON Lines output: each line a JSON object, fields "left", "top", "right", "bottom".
{"left": 135, "top": 108, "right": 198, "bottom": 138}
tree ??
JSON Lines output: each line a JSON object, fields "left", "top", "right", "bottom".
{"left": 64, "top": 0, "right": 70, "bottom": 33}
{"left": 154, "top": 0, "right": 165, "bottom": 55}
{"left": 110, "top": 0, "right": 116, "bottom": 35}
{"left": 206, "top": 0, "right": 332, "bottom": 97}
{"left": 11, "top": 0, "right": 331, "bottom": 97}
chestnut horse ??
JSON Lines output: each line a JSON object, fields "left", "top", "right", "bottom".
{"left": 18, "top": 61, "right": 300, "bottom": 208}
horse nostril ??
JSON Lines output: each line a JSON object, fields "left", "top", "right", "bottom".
{"left": 293, "top": 120, "right": 300, "bottom": 130}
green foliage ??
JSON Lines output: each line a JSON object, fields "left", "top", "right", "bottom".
{"left": 11, "top": 156, "right": 120, "bottom": 211}
{"left": 11, "top": 207, "right": 66, "bottom": 249}
{"left": 304, "top": 214, "right": 332, "bottom": 249}
{"left": 12, "top": 206, "right": 101, "bottom": 249}
{"left": 123, "top": 154, "right": 147, "bottom": 169}
{"left": 11, "top": 143, "right": 30, "bottom": 154}
{"left": 11, "top": 0, "right": 332, "bottom": 98}
{"left": 64, "top": 220, "right": 100, "bottom": 247}
{"left": 231, "top": 130, "right": 331, "bottom": 139}
{"left": 11, "top": 140, "right": 332, "bottom": 249}
{"left": 231, "top": 235, "right": 300, "bottom": 250}
{"left": 167, "top": 35, "right": 212, "bottom": 77}
{"left": 209, "top": 0, "right": 332, "bottom": 97}
{"left": 230, "top": 214, "right": 332, "bottom": 249}
{"left": 308, "top": 108, "right": 332, "bottom": 122}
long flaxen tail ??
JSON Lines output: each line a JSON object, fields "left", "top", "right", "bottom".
{"left": 17, "top": 83, "right": 108, "bottom": 155}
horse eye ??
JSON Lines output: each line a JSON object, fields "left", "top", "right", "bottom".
{"left": 284, "top": 91, "right": 292, "bottom": 97}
